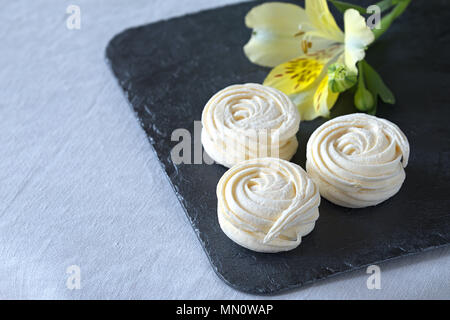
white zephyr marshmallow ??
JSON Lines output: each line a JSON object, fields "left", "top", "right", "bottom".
{"left": 217, "top": 157, "right": 320, "bottom": 253}
{"left": 306, "top": 113, "right": 410, "bottom": 208}
{"left": 201, "top": 83, "right": 300, "bottom": 168}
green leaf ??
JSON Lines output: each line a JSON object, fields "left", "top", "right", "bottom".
{"left": 362, "top": 60, "right": 395, "bottom": 104}
{"left": 329, "top": 0, "right": 366, "bottom": 15}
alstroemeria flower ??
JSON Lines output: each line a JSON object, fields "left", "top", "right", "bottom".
{"left": 244, "top": 0, "right": 374, "bottom": 120}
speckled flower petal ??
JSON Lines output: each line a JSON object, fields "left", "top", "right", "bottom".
{"left": 263, "top": 58, "right": 325, "bottom": 95}
{"left": 313, "top": 75, "right": 339, "bottom": 118}
{"left": 284, "top": 74, "right": 338, "bottom": 121}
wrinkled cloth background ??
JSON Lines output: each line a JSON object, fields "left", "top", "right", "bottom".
{"left": 0, "top": 0, "right": 449, "bottom": 299}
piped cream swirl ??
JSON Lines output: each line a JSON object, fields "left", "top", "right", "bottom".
{"left": 306, "top": 114, "right": 410, "bottom": 208}
{"left": 217, "top": 158, "right": 320, "bottom": 253}
{"left": 201, "top": 83, "right": 300, "bottom": 168}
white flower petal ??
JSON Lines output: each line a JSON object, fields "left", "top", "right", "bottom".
{"left": 244, "top": 2, "right": 309, "bottom": 67}
{"left": 344, "top": 9, "right": 375, "bottom": 73}
{"left": 244, "top": 33, "right": 304, "bottom": 68}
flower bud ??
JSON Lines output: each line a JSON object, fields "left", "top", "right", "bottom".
{"left": 354, "top": 86, "right": 374, "bottom": 111}
{"left": 328, "top": 63, "right": 357, "bottom": 93}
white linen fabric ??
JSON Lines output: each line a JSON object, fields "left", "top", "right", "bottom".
{"left": 0, "top": 0, "right": 448, "bottom": 299}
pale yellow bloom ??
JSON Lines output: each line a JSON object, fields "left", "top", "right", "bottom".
{"left": 344, "top": 8, "right": 376, "bottom": 73}
{"left": 244, "top": 0, "right": 374, "bottom": 120}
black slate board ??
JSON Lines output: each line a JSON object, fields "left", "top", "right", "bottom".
{"left": 106, "top": 0, "right": 450, "bottom": 294}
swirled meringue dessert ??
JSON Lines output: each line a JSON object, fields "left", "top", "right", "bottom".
{"left": 306, "top": 113, "right": 410, "bottom": 208}
{"left": 201, "top": 83, "right": 300, "bottom": 168}
{"left": 217, "top": 158, "right": 320, "bottom": 253}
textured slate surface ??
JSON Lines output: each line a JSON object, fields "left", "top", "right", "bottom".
{"left": 106, "top": 0, "right": 450, "bottom": 294}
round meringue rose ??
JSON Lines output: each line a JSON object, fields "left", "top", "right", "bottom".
{"left": 201, "top": 83, "right": 300, "bottom": 168}
{"left": 306, "top": 113, "right": 410, "bottom": 208}
{"left": 217, "top": 158, "right": 320, "bottom": 253}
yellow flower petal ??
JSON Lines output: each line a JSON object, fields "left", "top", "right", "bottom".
{"left": 264, "top": 58, "right": 325, "bottom": 95}
{"left": 305, "top": 0, "right": 344, "bottom": 42}
{"left": 313, "top": 75, "right": 339, "bottom": 117}
{"left": 244, "top": 2, "right": 309, "bottom": 67}
{"left": 288, "top": 74, "right": 338, "bottom": 121}
{"left": 344, "top": 9, "right": 375, "bottom": 73}
{"left": 289, "top": 87, "right": 316, "bottom": 121}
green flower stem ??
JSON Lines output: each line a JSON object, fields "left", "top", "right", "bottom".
{"left": 354, "top": 62, "right": 374, "bottom": 111}
{"left": 376, "top": 0, "right": 400, "bottom": 12}
{"left": 373, "top": 0, "right": 411, "bottom": 40}
{"left": 329, "top": 0, "right": 398, "bottom": 15}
